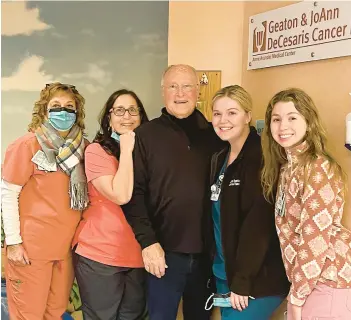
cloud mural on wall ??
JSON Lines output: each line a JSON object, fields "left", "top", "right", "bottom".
{"left": 2, "top": 3, "right": 168, "bottom": 316}
{"left": 2, "top": 55, "right": 56, "bottom": 91}
{"left": 2, "top": 1, "right": 52, "bottom": 36}
{"left": 2, "top": 55, "right": 113, "bottom": 94}
{"left": 61, "top": 62, "right": 113, "bottom": 94}
{"left": 81, "top": 29, "right": 95, "bottom": 37}
{"left": 2, "top": 0, "right": 169, "bottom": 160}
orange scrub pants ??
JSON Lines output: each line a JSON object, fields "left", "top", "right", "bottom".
{"left": 5, "top": 255, "right": 74, "bottom": 320}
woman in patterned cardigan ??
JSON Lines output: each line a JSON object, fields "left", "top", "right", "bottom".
{"left": 261, "top": 88, "right": 351, "bottom": 320}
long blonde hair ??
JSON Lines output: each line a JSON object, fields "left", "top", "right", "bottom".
{"left": 261, "top": 88, "right": 347, "bottom": 200}
{"left": 28, "top": 82, "right": 86, "bottom": 132}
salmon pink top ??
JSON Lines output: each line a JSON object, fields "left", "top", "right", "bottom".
{"left": 73, "top": 143, "right": 143, "bottom": 268}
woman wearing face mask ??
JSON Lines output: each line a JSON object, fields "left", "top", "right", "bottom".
{"left": 261, "top": 88, "right": 351, "bottom": 320}
{"left": 72, "top": 89, "right": 149, "bottom": 320}
{"left": 1, "top": 82, "right": 88, "bottom": 319}
{"left": 208, "top": 85, "right": 289, "bottom": 319}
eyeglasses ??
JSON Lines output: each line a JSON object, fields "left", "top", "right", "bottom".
{"left": 110, "top": 107, "right": 140, "bottom": 117}
{"left": 163, "top": 84, "right": 198, "bottom": 93}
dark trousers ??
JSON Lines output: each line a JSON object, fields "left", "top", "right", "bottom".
{"left": 73, "top": 253, "right": 146, "bottom": 320}
{"left": 147, "top": 251, "right": 211, "bottom": 320}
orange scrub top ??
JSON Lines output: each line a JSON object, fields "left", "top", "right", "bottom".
{"left": 73, "top": 143, "right": 143, "bottom": 268}
{"left": 2, "top": 132, "right": 81, "bottom": 260}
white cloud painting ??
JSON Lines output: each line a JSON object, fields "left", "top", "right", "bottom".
{"left": 1, "top": 0, "right": 169, "bottom": 159}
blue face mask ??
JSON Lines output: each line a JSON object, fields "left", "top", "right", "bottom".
{"left": 111, "top": 131, "right": 120, "bottom": 142}
{"left": 213, "top": 293, "right": 232, "bottom": 308}
{"left": 48, "top": 107, "right": 76, "bottom": 131}
{"left": 213, "top": 295, "right": 232, "bottom": 308}
{"left": 205, "top": 293, "right": 232, "bottom": 310}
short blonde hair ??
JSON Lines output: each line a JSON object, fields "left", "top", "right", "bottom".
{"left": 212, "top": 85, "right": 253, "bottom": 114}
{"left": 28, "top": 82, "right": 86, "bottom": 132}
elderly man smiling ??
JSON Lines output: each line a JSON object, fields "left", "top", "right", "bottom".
{"left": 123, "top": 64, "right": 223, "bottom": 320}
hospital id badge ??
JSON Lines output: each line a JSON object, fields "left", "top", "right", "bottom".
{"left": 276, "top": 192, "right": 286, "bottom": 217}
{"left": 31, "top": 150, "right": 57, "bottom": 172}
{"left": 210, "top": 184, "right": 220, "bottom": 201}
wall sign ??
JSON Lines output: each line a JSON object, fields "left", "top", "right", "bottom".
{"left": 248, "top": 1, "right": 351, "bottom": 70}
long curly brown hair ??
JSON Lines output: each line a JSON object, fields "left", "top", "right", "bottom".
{"left": 28, "top": 82, "right": 86, "bottom": 132}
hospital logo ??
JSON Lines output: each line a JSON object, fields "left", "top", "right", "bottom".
{"left": 253, "top": 21, "right": 267, "bottom": 53}
{"left": 229, "top": 179, "right": 240, "bottom": 186}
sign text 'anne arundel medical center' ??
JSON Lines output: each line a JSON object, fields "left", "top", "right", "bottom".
{"left": 248, "top": 1, "right": 351, "bottom": 70}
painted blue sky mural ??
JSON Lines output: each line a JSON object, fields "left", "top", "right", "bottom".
{"left": 1, "top": 0, "right": 169, "bottom": 158}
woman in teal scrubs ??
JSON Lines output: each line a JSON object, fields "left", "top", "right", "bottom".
{"left": 209, "top": 85, "right": 290, "bottom": 319}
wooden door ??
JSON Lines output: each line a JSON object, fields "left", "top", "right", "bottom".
{"left": 195, "top": 70, "right": 221, "bottom": 121}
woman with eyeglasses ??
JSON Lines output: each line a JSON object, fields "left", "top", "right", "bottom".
{"left": 1, "top": 82, "right": 88, "bottom": 319}
{"left": 72, "top": 89, "right": 149, "bottom": 320}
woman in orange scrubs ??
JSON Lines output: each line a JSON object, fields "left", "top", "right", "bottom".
{"left": 1, "top": 82, "right": 88, "bottom": 320}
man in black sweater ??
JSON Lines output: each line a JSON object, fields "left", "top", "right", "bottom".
{"left": 123, "top": 64, "right": 222, "bottom": 320}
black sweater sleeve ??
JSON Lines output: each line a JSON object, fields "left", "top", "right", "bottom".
{"left": 123, "top": 133, "right": 158, "bottom": 249}
{"left": 229, "top": 159, "right": 275, "bottom": 295}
